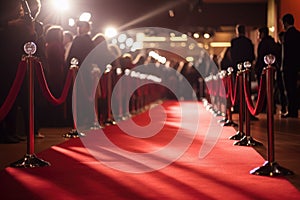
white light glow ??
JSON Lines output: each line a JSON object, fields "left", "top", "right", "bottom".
{"left": 79, "top": 12, "right": 91, "bottom": 22}
{"left": 203, "top": 33, "right": 210, "bottom": 39}
{"left": 52, "top": 0, "right": 69, "bottom": 12}
{"left": 118, "top": 34, "right": 127, "bottom": 43}
{"left": 105, "top": 27, "right": 118, "bottom": 38}
{"left": 68, "top": 18, "right": 75, "bottom": 27}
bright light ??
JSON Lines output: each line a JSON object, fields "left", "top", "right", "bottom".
{"left": 52, "top": 0, "right": 69, "bottom": 12}
{"left": 269, "top": 26, "right": 275, "bottom": 33}
{"left": 193, "top": 33, "right": 200, "bottom": 39}
{"left": 105, "top": 27, "right": 118, "bottom": 38}
{"left": 79, "top": 12, "right": 91, "bottom": 22}
{"left": 118, "top": 34, "right": 127, "bottom": 43}
{"left": 210, "top": 42, "right": 231, "bottom": 47}
{"left": 125, "top": 38, "right": 134, "bottom": 47}
{"left": 203, "top": 33, "right": 210, "bottom": 39}
{"left": 68, "top": 18, "right": 75, "bottom": 27}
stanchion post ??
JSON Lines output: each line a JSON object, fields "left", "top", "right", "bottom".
{"left": 222, "top": 67, "right": 238, "bottom": 127}
{"left": 229, "top": 63, "right": 245, "bottom": 140}
{"left": 63, "top": 58, "right": 85, "bottom": 138}
{"left": 250, "top": 54, "right": 293, "bottom": 176}
{"left": 234, "top": 61, "right": 262, "bottom": 146}
{"left": 105, "top": 65, "right": 116, "bottom": 125}
{"left": 10, "top": 42, "right": 50, "bottom": 168}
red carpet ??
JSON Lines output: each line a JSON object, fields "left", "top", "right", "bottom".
{"left": 0, "top": 101, "right": 299, "bottom": 199}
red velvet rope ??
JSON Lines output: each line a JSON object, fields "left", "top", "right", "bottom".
{"left": 243, "top": 70, "right": 266, "bottom": 115}
{"left": 35, "top": 60, "right": 75, "bottom": 105}
{"left": 219, "top": 76, "right": 226, "bottom": 98}
{"left": 0, "top": 61, "right": 27, "bottom": 121}
{"left": 228, "top": 74, "right": 239, "bottom": 105}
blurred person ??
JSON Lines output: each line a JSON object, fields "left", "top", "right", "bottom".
{"left": 230, "top": 24, "right": 255, "bottom": 74}
{"left": 230, "top": 24, "right": 257, "bottom": 120}
{"left": 43, "top": 25, "right": 68, "bottom": 126}
{"left": 66, "top": 21, "right": 94, "bottom": 67}
{"left": 280, "top": 13, "right": 300, "bottom": 118}
{"left": 255, "top": 26, "right": 281, "bottom": 85}
{"left": 63, "top": 30, "right": 74, "bottom": 63}
{"left": 0, "top": 0, "right": 41, "bottom": 143}
{"left": 275, "top": 31, "right": 287, "bottom": 114}
{"left": 220, "top": 47, "right": 232, "bottom": 71}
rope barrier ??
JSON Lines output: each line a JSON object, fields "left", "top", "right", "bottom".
{"left": 35, "top": 59, "right": 75, "bottom": 105}
{"left": 0, "top": 61, "right": 27, "bottom": 121}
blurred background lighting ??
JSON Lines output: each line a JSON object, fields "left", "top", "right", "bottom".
{"left": 125, "top": 38, "right": 134, "bottom": 47}
{"left": 104, "top": 27, "right": 118, "bottom": 38}
{"left": 51, "top": 0, "right": 70, "bottom": 12}
{"left": 203, "top": 33, "right": 210, "bottom": 39}
{"left": 118, "top": 34, "right": 127, "bottom": 43}
{"left": 68, "top": 18, "right": 75, "bottom": 27}
{"left": 79, "top": 12, "right": 92, "bottom": 22}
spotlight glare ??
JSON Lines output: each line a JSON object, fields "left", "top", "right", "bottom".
{"left": 52, "top": 0, "right": 70, "bottom": 12}
{"left": 79, "top": 12, "right": 92, "bottom": 22}
{"left": 105, "top": 27, "right": 118, "bottom": 38}
{"left": 68, "top": 18, "right": 75, "bottom": 27}
{"left": 203, "top": 33, "right": 210, "bottom": 39}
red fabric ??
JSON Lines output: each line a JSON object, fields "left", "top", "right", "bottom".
{"left": 229, "top": 74, "right": 239, "bottom": 106}
{"left": 35, "top": 60, "right": 75, "bottom": 105}
{"left": 0, "top": 61, "right": 26, "bottom": 121}
{"left": 243, "top": 70, "right": 266, "bottom": 115}
{"left": 0, "top": 101, "right": 299, "bottom": 200}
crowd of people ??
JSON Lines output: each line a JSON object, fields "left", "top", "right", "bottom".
{"left": 0, "top": 0, "right": 299, "bottom": 144}
{"left": 219, "top": 17, "right": 300, "bottom": 119}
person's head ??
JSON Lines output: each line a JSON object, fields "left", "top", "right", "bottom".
{"left": 258, "top": 26, "right": 269, "bottom": 40}
{"left": 282, "top": 13, "right": 294, "bottom": 30}
{"left": 236, "top": 24, "right": 246, "bottom": 36}
{"left": 45, "top": 25, "right": 63, "bottom": 43}
{"left": 0, "top": 1, "right": 22, "bottom": 22}
{"left": 63, "top": 31, "right": 74, "bottom": 45}
{"left": 76, "top": 21, "right": 91, "bottom": 35}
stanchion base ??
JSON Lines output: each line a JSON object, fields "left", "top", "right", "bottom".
{"left": 229, "top": 131, "right": 245, "bottom": 140}
{"left": 62, "top": 129, "right": 85, "bottom": 138}
{"left": 223, "top": 120, "right": 238, "bottom": 127}
{"left": 90, "top": 122, "right": 103, "bottom": 130}
{"left": 10, "top": 154, "right": 50, "bottom": 168}
{"left": 218, "top": 118, "right": 227, "bottom": 123}
{"left": 105, "top": 119, "right": 116, "bottom": 126}
{"left": 250, "top": 161, "right": 294, "bottom": 176}
{"left": 234, "top": 136, "right": 263, "bottom": 146}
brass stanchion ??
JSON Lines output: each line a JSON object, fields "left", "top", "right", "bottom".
{"left": 63, "top": 58, "right": 85, "bottom": 138}
{"left": 234, "top": 61, "right": 262, "bottom": 146}
{"left": 250, "top": 54, "right": 293, "bottom": 176}
{"left": 104, "top": 65, "right": 116, "bottom": 125}
{"left": 222, "top": 67, "right": 238, "bottom": 127}
{"left": 11, "top": 42, "right": 50, "bottom": 168}
{"left": 229, "top": 63, "right": 245, "bottom": 140}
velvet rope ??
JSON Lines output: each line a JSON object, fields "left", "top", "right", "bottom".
{"left": 219, "top": 76, "right": 226, "bottom": 98}
{"left": 243, "top": 70, "right": 266, "bottom": 116}
{"left": 0, "top": 61, "right": 27, "bottom": 121}
{"left": 35, "top": 60, "right": 75, "bottom": 105}
{"left": 228, "top": 74, "right": 239, "bottom": 105}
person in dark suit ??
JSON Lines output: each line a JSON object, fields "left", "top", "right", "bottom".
{"left": 0, "top": 0, "right": 40, "bottom": 143}
{"left": 230, "top": 24, "right": 257, "bottom": 120}
{"left": 281, "top": 13, "right": 300, "bottom": 118}
{"left": 230, "top": 24, "right": 255, "bottom": 74}
{"left": 66, "top": 21, "right": 94, "bottom": 67}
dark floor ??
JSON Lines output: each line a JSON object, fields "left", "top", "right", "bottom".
{"left": 0, "top": 105, "right": 299, "bottom": 191}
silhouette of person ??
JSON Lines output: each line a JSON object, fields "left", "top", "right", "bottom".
{"left": 0, "top": 0, "right": 40, "bottom": 143}
{"left": 230, "top": 24, "right": 255, "bottom": 74}
{"left": 280, "top": 13, "right": 300, "bottom": 118}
